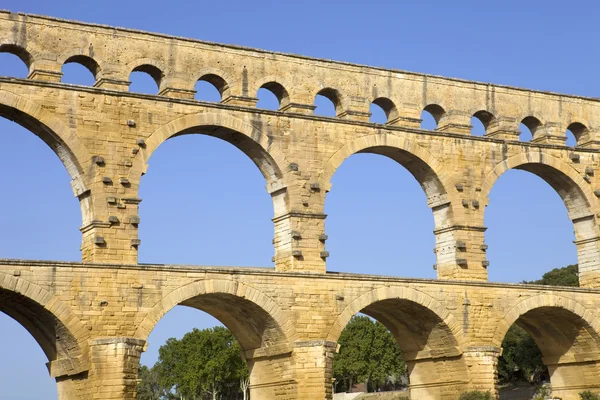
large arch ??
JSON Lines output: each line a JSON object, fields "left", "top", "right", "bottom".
{"left": 321, "top": 133, "right": 451, "bottom": 207}
{"left": 134, "top": 278, "right": 296, "bottom": 399}
{"left": 322, "top": 133, "right": 461, "bottom": 279}
{"left": 0, "top": 90, "right": 91, "bottom": 210}
{"left": 492, "top": 294, "right": 600, "bottom": 399}
{"left": 142, "top": 111, "right": 290, "bottom": 199}
{"left": 329, "top": 286, "right": 467, "bottom": 399}
{"left": 0, "top": 272, "right": 90, "bottom": 382}
{"left": 482, "top": 152, "right": 600, "bottom": 286}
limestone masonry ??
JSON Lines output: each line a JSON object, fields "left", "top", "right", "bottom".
{"left": 1, "top": 11, "right": 600, "bottom": 400}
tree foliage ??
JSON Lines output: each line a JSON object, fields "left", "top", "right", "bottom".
{"left": 333, "top": 315, "right": 406, "bottom": 393}
{"left": 138, "top": 326, "right": 248, "bottom": 400}
{"left": 524, "top": 264, "right": 579, "bottom": 287}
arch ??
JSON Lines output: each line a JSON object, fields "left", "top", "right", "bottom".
{"left": 128, "top": 60, "right": 165, "bottom": 91}
{"left": 422, "top": 103, "right": 446, "bottom": 125}
{"left": 196, "top": 71, "right": 230, "bottom": 100}
{"left": 62, "top": 54, "right": 101, "bottom": 81}
{"left": 315, "top": 87, "right": 344, "bottom": 116}
{"left": 134, "top": 279, "right": 295, "bottom": 350}
{"left": 258, "top": 81, "right": 290, "bottom": 109}
{"left": 142, "top": 111, "right": 288, "bottom": 189}
{"left": 0, "top": 90, "right": 91, "bottom": 204}
{"left": 481, "top": 153, "right": 596, "bottom": 220}
{"left": 328, "top": 285, "right": 464, "bottom": 348}
{"left": 372, "top": 97, "right": 398, "bottom": 123}
{"left": 329, "top": 286, "right": 468, "bottom": 398}
{"left": 0, "top": 272, "right": 90, "bottom": 372}
{"left": 321, "top": 133, "right": 450, "bottom": 208}
{"left": 492, "top": 293, "right": 600, "bottom": 349}
{"left": 520, "top": 115, "right": 544, "bottom": 141}
{"left": 566, "top": 122, "right": 589, "bottom": 146}
{"left": 472, "top": 110, "right": 496, "bottom": 133}
{"left": 0, "top": 43, "right": 33, "bottom": 69}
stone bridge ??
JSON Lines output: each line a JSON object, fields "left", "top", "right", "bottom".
{"left": 1, "top": 11, "right": 600, "bottom": 400}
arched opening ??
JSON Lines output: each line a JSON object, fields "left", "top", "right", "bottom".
{"left": 519, "top": 116, "right": 542, "bottom": 142}
{"left": 257, "top": 81, "right": 289, "bottom": 110}
{"left": 566, "top": 122, "right": 588, "bottom": 147}
{"left": 194, "top": 74, "right": 228, "bottom": 102}
{"left": 61, "top": 55, "right": 99, "bottom": 86}
{"left": 129, "top": 64, "right": 163, "bottom": 94}
{"left": 331, "top": 291, "right": 467, "bottom": 399}
{"left": 420, "top": 104, "right": 445, "bottom": 130}
{"left": 471, "top": 110, "right": 495, "bottom": 136}
{"left": 314, "top": 87, "right": 341, "bottom": 117}
{"left": 137, "top": 282, "right": 293, "bottom": 399}
{"left": 325, "top": 143, "right": 448, "bottom": 278}
{"left": 0, "top": 45, "right": 30, "bottom": 78}
{"left": 139, "top": 126, "right": 281, "bottom": 266}
{"left": 485, "top": 162, "right": 589, "bottom": 284}
{"left": 495, "top": 304, "right": 600, "bottom": 399}
{"left": 0, "top": 285, "right": 88, "bottom": 400}
{"left": 370, "top": 97, "right": 397, "bottom": 124}
{"left": 0, "top": 110, "right": 82, "bottom": 260}
{"left": 0, "top": 313, "right": 58, "bottom": 399}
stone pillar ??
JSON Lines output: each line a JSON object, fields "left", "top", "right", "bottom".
{"left": 485, "top": 117, "right": 520, "bottom": 140}
{"left": 89, "top": 338, "right": 145, "bottom": 400}
{"left": 573, "top": 215, "right": 600, "bottom": 288}
{"left": 406, "top": 354, "right": 469, "bottom": 400}
{"left": 246, "top": 347, "right": 296, "bottom": 399}
{"left": 293, "top": 341, "right": 336, "bottom": 400}
{"left": 434, "top": 224, "right": 488, "bottom": 281}
{"left": 273, "top": 212, "right": 327, "bottom": 273}
{"left": 48, "top": 356, "right": 90, "bottom": 400}
{"left": 531, "top": 122, "right": 566, "bottom": 145}
{"left": 463, "top": 346, "right": 501, "bottom": 398}
{"left": 545, "top": 357, "right": 600, "bottom": 400}
{"left": 436, "top": 111, "right": 472, "bottom": 135}
{"left": 28, "top": 58, "right": 63, "bottom": 82}
{"left": 158, "top": 73, "right": 196, "bottom": 99}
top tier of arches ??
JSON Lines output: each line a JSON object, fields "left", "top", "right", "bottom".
{"left": 0, "top": 12, "right": 599, "bottom": 148}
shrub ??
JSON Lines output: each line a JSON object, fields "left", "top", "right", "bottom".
{"left": 580, "top": 391, "right": 600, "bottom": 400}
{"left": 459, "top": 391, "right": 492, "bottom": 400}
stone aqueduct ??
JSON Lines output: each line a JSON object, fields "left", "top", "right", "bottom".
{"left": 2, "top": 11, "right": 600, "bottom": 400}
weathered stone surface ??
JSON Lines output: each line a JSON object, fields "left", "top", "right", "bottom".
{"left": 1, "top": 11, "right": 600, "bottom": 400}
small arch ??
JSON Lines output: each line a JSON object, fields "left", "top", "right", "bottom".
{"left": 0, "top": 43, "right": 33, "bottom": 69}
{"left": 129, "top": 64, "right": 164, "bottom": 94}
{"left": 195, "top": 73, "right": 228, "bottom": 102}
{"left": 421, "top": 104, "right": 445, "bottom": 129}
{"left": 314, "top": 87, "right": 342, "bottom": 117}
{"left": 566, "top": 122, "right": 589, "bottom": 147}
{"left": 471, "top": 110, "right": 495, "bottom": 136}
{"left": 257, "top": 81, "right": 289, "bottom": 110}
{"left": 520, "top": 116, "right": 543, "bottom": 142}
{"left": 371, "top": 97, "right": 398, "bottom": 124}
{"left": 62, "top": 55, "right": 100, "bottom": 86}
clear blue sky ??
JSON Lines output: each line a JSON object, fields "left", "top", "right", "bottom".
{"left": 0, "top": 0, "right": 595, "bottom": 398}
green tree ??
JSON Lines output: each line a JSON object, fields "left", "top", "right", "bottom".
{"left": 155, "top": 326, "right": 248, "bottom": 400}
{"left": 333, "top": 315, "right": 406, "bottom": 393}
{"left": 138, "top": 365, "right": 171, "bottom": 400}
{"left": 524, "top": 264, "right": 579, "bottom": 287}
